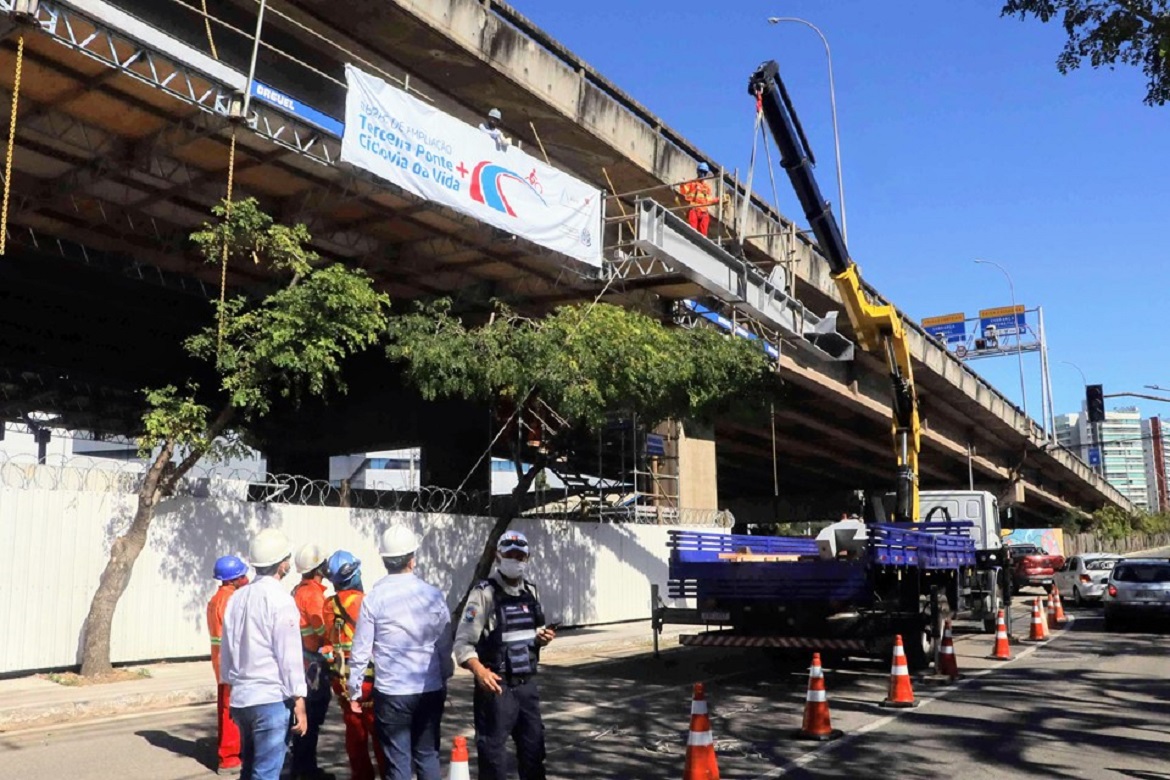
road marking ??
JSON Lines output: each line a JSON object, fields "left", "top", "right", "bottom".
{"left": 754, "top": 616, "right": 1072, "bottom": 778}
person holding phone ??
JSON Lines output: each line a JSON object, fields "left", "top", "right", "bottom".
{"left": 453, "top": 530, "right": 556, "bottom": 780}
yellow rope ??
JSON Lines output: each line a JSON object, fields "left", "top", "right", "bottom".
{"left": 216, "top": 128, "right": 238, "bottom": 356}
{"left": 200, "top": 0, "right": 219, "bottom": 60}
{"left": 0, "top": 35, "right": 25, "bottom": 256}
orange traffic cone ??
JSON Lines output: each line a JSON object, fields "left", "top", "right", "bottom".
{"left": 1046, "top": 593, "right": 1058, "bottom": 630}
{"left": 446, "top": 736, "right": 470, "bottom": 780}
{"left": 1026, "top": 597, "right": 1048, "bottom": 641}
{"left": 683, "top": 683, "right": 720, "bottom": 780}
{"left": 936, "top": 620, "right": 960, "bottom": 680}
{"left": 794, "top": 653, "right": 843, "bottom": 741}
{"left": 880, "top": 635, "right": 918, "bottom": 708}
{"left": 988, "top": 609, "right": 1011, "bottom": 660}
{"left": 1053, "top": 587, "right": 1068, "bottom": 623}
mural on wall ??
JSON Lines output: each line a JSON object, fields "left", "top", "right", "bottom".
{"left": 1002, "top": 527, "right": 1065, "bottom": 557}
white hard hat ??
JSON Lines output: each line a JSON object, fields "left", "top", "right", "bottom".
{"left": 294, "top": 543, "right": 327, "bottom": 574}
{"left": 250, "top": 528, "right": 292, "bottom": 568}
{"left": 380, "top": 525, "right": 419, "bottom": 558}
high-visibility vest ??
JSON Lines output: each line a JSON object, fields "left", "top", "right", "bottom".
{"left": 292, "top": 578, "right": 329, "bottom": 655}
{"left": 680, "top": 179, "right": 717, "bottom": 209}
{"left": 328, "top": 590, "right": 374, "bottom": 681}
{"left": 206, "top": 583, "right": 239, "bottom": 683}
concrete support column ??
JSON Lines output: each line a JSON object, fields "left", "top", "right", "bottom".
{"left": 677, "top": 419, "right": 718, "bottom": 512}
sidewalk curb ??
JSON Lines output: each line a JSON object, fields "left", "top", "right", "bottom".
{"left": 0, "top": 684, "right": 217, "bottom": 733}
{"left": 0, "top": 626, "right": 684, "bottom": 733}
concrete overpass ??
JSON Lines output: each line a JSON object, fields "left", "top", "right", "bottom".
{"left": 0, "top": 0, "right": 1130, "bottom": 521}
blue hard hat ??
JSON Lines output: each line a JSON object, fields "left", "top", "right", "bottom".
{"left": 327, "top": 550, "right": 362, "bottom": 588}
{"left": 214, "top": 555, "right": 248, "bottom": 582}
{"left": 696, "top": 162, "right": 710, "bottom": 174}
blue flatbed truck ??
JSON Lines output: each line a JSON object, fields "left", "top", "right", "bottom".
{"left": 654, "top": 508, "right": 1006, "bottom": 672}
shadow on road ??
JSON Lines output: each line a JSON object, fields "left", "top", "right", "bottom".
{"left": 135, "top": 729, "right": 214, "bottom": 771}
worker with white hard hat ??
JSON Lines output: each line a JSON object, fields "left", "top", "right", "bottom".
{"left": 347, "top": 525, "right": 454, "bottom": 780}
{"left": 220, "top": 528, "right": 308, "bottom": 780}
{"left": 479, "top": 106, "right": 511, "bottom": 151}
{"left": 453, "top": 529, "right": 556, "bottom": 780}
{"left": 290, "top": 543, "right": 334, "bottom": 780}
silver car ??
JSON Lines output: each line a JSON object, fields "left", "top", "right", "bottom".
{"left": 1103, "top": 558, "right": 1170, "bottom": 630}
{"left": 1054, "top": 553, "right": 1122, "bottom": 606}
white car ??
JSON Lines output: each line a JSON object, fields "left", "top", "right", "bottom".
{"left": 1054, "top": 553, "right": 1123, "bottom": 606}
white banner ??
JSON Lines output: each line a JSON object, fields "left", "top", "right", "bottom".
{"left": 341, "top": 65, "right": 602, "bottom": 267}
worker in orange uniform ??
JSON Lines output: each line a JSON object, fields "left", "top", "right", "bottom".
{"left": 291, "top": 544, "right": 335, "bottom": 780}
{"left": 208, "top": 555, "right": 249, "bottom": 776}
{"left": 326, "top": 550, "right": 386, "bottom": 780}
{"left": 679, "top": 161, "right": 719, "bottom": 237}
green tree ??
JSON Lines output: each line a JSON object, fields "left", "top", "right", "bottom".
{"left": 79, "top": 199, "right": 389, "bottom": 676}
{"left": 1089, "top": 504, "right": 1138, "bottom": 539}
{"left": 386, "top": 298, "right": 774, "bottom": 600}
{"left": 1002, "top": 1, "right": 1170, "bottom": 105}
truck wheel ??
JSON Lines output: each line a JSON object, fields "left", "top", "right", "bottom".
{"left": 901, "top": 618, "right": 936, "bottom": 673}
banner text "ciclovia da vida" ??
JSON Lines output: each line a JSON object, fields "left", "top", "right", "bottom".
{"left": 356, "top": 114, "right": 461, "bottom": 191}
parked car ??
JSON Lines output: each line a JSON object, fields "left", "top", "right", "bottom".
{"left": 1006, "top": 543, "right": 1065, "bottom": 594}
{"left": 1054, "top": 553, "right": 1122, "bottom": 606}
{"left": 1103, "top": 558, "right": 1170, "bottom": 631}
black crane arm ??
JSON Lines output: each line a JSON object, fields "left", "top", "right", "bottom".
{"left": 748, "top": 59, "right": 921, "bottom": 521}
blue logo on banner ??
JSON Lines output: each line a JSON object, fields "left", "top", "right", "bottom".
{"left": 1088, "top": 447, "right": 1101, "bottom": 467}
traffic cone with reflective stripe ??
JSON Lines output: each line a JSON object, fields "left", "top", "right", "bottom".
{"left": 1026, "top": 597, "right": 1048, "bottom": 641}
{"left": 683, "top": 683, "right": 720, "bottom": 780}
{"left": 1053, "top": 587, "right": 1068, "bottom": 623}
{"left": 937, "top": 620, "right": 960, "bottom": 680}
{"left": 446, "top": 736, "right": 470, "bottom": 780}
{"left": 1046, "top": 592, "right": 1058, "bottom": 630}
{"left": 988, "top": 609, "right": 1011, "bottom": 660}
{"left": 793, "top": 653, "right": 842, "bottom": 741}
{"left": 880, "top": 635, "right": 918, "bottom": 708}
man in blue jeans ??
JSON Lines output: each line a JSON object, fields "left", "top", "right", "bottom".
{"left": 348, "top": 525, "right": 453, "bottom": 780}
{"left": 221, "top": 528, "right": 309, "bottom": 780}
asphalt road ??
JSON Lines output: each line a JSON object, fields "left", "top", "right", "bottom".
{"left": 5, "top": 596, "right": 1168, "bottom": 779}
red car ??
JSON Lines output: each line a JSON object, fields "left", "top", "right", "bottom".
{"left": 1006, "top": 543, "right": 1065, "bottom": 594}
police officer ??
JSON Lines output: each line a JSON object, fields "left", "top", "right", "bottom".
{"left": 453, "top": 530, "right": 556, "bottom": 780}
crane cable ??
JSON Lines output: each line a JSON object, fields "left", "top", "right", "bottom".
{"left": 0, "top": 34, "right": 25, "bottom": 256}
{"left": 216, "top": 127, "right": 238, "bottom": 358}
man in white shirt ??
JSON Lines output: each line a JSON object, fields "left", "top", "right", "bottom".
{"left": 221, "top": 528, "right": 309, "bottom": 780}
{"left": 348, "top": 525, "right": 453, "bottom": 780}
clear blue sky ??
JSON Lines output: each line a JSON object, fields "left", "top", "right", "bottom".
{"left": 507, "top": 0, "right": 1169, "bottom": 423}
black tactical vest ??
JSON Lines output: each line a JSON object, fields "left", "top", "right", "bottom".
{"left": 475, "top": 579, "right": 544, "bottom": 678}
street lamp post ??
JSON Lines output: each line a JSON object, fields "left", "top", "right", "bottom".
{"left": 974, "top": 259, "right": 1028, "bottom": 423}
{"left": 766, "top": 16, "right": 847, "bottom": 244}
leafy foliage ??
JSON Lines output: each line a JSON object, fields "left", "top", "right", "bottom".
{"left": 1073, "top": 505, "right": 1170, "bottom": 539}
{"left": 1002, "top": 0, "right": 1170, "bottom": 105}
{"left": 385, "top": 299, "right": 775, "bottom": 430}
{"left": 183, "top": 198, "right": 391, "bottom": 421}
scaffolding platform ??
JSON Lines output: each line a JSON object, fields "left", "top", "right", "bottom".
{"left": 631, "top": 199, "right": 854, "bottom": 362}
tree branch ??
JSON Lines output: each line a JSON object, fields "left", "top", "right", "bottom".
{"left": 162, "top": 404, "right": 236, "bottom": 494}
{"left": 1115, "top": 0, "right": 1162, "bottom": 26}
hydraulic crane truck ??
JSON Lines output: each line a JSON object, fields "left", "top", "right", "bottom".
{"left": 654, "top": 61, "right": 1006, "bottom": 671}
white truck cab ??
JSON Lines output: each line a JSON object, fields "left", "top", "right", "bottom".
{"left": 919, "top": 490, "right": 1003, "bottom": 554}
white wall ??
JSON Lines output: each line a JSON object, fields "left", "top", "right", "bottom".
{"left": 0, "top": 485, "right": 704, "bottom": 674}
